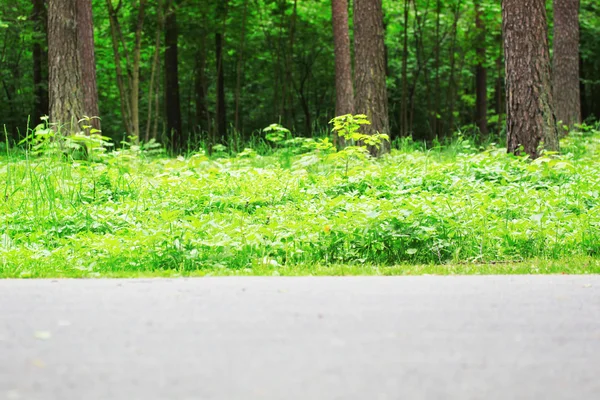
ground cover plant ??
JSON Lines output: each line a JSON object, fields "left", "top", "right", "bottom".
{"left": 1, "top": 121, "right": 599, "bottom": 278}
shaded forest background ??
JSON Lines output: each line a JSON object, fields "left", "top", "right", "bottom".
{"left": 1, "top": 0, "right": 599, "bottom": 147}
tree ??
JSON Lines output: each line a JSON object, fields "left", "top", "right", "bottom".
{"left": 332, "top": 0, "right": 354, "bottom": 148}
{"left": 503, "top": 0, "right": 559, "bottom": 158}
{"left": 214, "top": 0, "right": 229, "bottom": 150}
{"left": 105, "top": 0, "right": 147, "bottom": 140}
{"left": 475, "top": 0, "right": 488, "bottom": 136}
{"left": 32, "top": 0, "right": 49, "bottom": 128}
{"left": 354, "top": 0, "right": 389, "bottom": 156}
{"left": 77, "top": 0, "right": 100, "bottom": 131}
{"left": 48, "top": 0, "right": 84, "bottom": 133}
{"left": 553, "top": 0, "right": 581, "bottom": 130}
{"left": 165, "top": 0, "right": 183, "bottom": 152}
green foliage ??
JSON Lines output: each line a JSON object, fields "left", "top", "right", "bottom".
{"left": 1, "top": 128, "right": 599, "bottom": 277}
{"left": 263, "top": 123, "right": 290, "bottom": 144}
{"left": 18, "top": 116, "right": 112, "bottom": 161}
{"left": 326, "top": 114, "right": 389, "bottom": 176}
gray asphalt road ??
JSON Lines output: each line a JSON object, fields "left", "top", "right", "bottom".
{"left": 0, "top": 276, "right": 599, "bottom": 400}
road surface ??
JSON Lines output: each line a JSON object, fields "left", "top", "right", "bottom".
{"left": 1, "top": 276, "right": 599, "bottom": 400}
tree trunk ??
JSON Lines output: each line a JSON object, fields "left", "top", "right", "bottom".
{"left": 165, "top": 0, "right": 183, "bottom": 153}
{"left": 145, "top": 0, "right": 164, "bottom": 143}
{"left": 105, "top": 0, "right": 133, "bottom": 136}
{"left": 399, "top": 0, "right": 409, "bottom": 138}
{"left": 553, "top": 0, "right": 581, "bottom": 130}
{"left": 433, "top": 0, "right": 441, "bottom": 138}
{"left": 475, "top": 0, "right": 488, "bottom": 136}
{"left": 214, "top": 0, "right": 229, "bottom": 149}
{"left": 195, "top": 32, "right": 210, "bottom": 136}
{"left": 32, "top": 0, "right": 49, "bottom": 128}
{"left": 77, "top": 0, "right": 100, "bottom": 132}
{"left": 354, "top": 0, "right": 390, "bottom": 156}
{"left": 131, "top": 0, "right": 147, "bottom": 142}
{"left": 48, "top": 0, "right": 84, "bottom": 133}
{"left": 503, "top": 0, "right": 559, "bottom": 158}
{"left": 215, "top": 32, "right": 227, "bottom": 143}
{"left": 234, "top": 0, "right": 249, "bottom": 133}
{"left": 332, "top": 0, "right": 354, "bottom": 148}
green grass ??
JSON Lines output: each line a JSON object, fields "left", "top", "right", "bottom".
{"left": 1, "top": 126, "right": 599, "bottom": 278}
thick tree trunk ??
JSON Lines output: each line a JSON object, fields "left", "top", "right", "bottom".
{"left": 77, "top": 0, "right": 100, "bottom": 132}
{"left": 354, "top": 0, "right": 390, "bottom": 156}
{"left": 553, "top": 0, "right": 581, "bottom": 130}
{"left": 332, "top": 0, "right": 354, "bottom": 148}
{"left": 475, "top": 0, "right": 488, "bottom": 136}
{"left": 165, "top": 2, "right": 183, "bottom": 152}
{"left": 48, "top": 0, "right": 84, "bottom": 133}
{"left": 503, "top": 0, "right": 559, "bottom": 158}
{"left": 32, "top": 0, "right": 49, "bottom": 128}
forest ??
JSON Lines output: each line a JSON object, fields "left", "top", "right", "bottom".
{"left": 0, "top": 0, "right": 599, "bottom": 277}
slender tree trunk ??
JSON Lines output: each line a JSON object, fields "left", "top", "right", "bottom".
{"left": 433, "top": 0, "right": 441, "bottom": 138}
{"left": 475, "top": 0, "right": 488, "bottom": 136}
{"left": 503, "top": 0, "right": 559, "bottom": 158}
{"left": 145, "top": 0, "right": 164, "bottom": 143}
{"left": 131, "top": 0, "right": 147, "bottom": 142}
{"left": 31, "top": 0, "right": 49, "bottom": 128}
{"left": 400, "top": 0, "right": 409, "bottom": 137}
{"left": 215, "top": 32, "right": 226, "bottom": 143}
{"left": 165, "top": 0, "right": 182, "bottom": 152}
{"left": 332, "top": 0, "right": 355, "bottom": 148}
{"left": 234, "top": 0, "right": 249, "bottom": 133}
{"left": 446, "top": 1, "right": 461, "bottom": 136}
{"left": 214, "top": 0, "right": 229, "bottom": 149}
{"left": 286, "top": 0, "right": 297, "bottom": 129}
{"left": 105, "top": 0, "right": 133, "bottom": 136}
{"left": 495, "top": 38, "right": 505, "bottom": 133}
{"left": 195, "top": 31, "right": 210, "bottom": 136}
{"left": 77, "top": 0, "right": 100, "bottom": 132}
{"left": 354, "top": 0, "right": 390, "bottom": 156}
{"left": 579, "top": 51, "right": 589, "bottom": 120}
{"left": 553, "top": 0, "right": 581, "bottom": 130}
{"left": 48, "top": 0, "right": 84, "bottom": 133}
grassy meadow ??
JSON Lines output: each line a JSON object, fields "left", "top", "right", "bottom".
{"left": 1, "top": 125, "right": 599, "bottom": 278}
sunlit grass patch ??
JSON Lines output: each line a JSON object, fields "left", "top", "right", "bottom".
{"left": 1, "top": 126, "right": 599, "bottom": 278}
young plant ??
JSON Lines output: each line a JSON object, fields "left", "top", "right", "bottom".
{"left": 328, "top": 114, "right": 390, "bottom": 176}
{"left": 263, "top": 123, "right": 290, "bottom": 146}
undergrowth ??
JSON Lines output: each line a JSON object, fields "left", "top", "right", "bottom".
{"left": 1, "top": 121, "right": 599, "bottom": 277}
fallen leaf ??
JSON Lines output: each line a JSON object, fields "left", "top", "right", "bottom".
{"left": 34, "top": 331, "right": 52, "bottom": 340}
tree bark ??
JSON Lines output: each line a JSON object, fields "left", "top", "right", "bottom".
{"left": 165, "top": 0, "right": 183, "bottom": 152}
{"left": 145, "top": 0, "right": 164, "bottom": 143}
{"left": 553, "top": 0, "right": 581, "bottom": 130}
{"left": 503, "top": 0, "right": 559, "bottom": 158}
{"left": 48, "top": 0, "right": 84, "bottom": 133}
{"left": 234, "top": 0, "right": 249, "bottom": 133}
{"left": 354, "top": 0, "right": 390, "bottom": 156}
{"left": 475, "top": 0, "right": 488, "bottom": 136}
{"left": 32, "top": 0, "right": 49, "bottom": 128}
{"left": 332, "top": 0, "right": 354, "bottom": 148}
{"left": 214, "top": 0, "right": 229, "bottom": 149}
{"left": 77, "top": 0, "right": 100, "bottom": 132}
{"left": 215, "top": 32, "right": 227, "bottom": 143}
{"left": 195, "top": 32, "right": 210, "bottom": 136}
{"left": 399, "top": 0, "right": 409, "bottom": 137}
